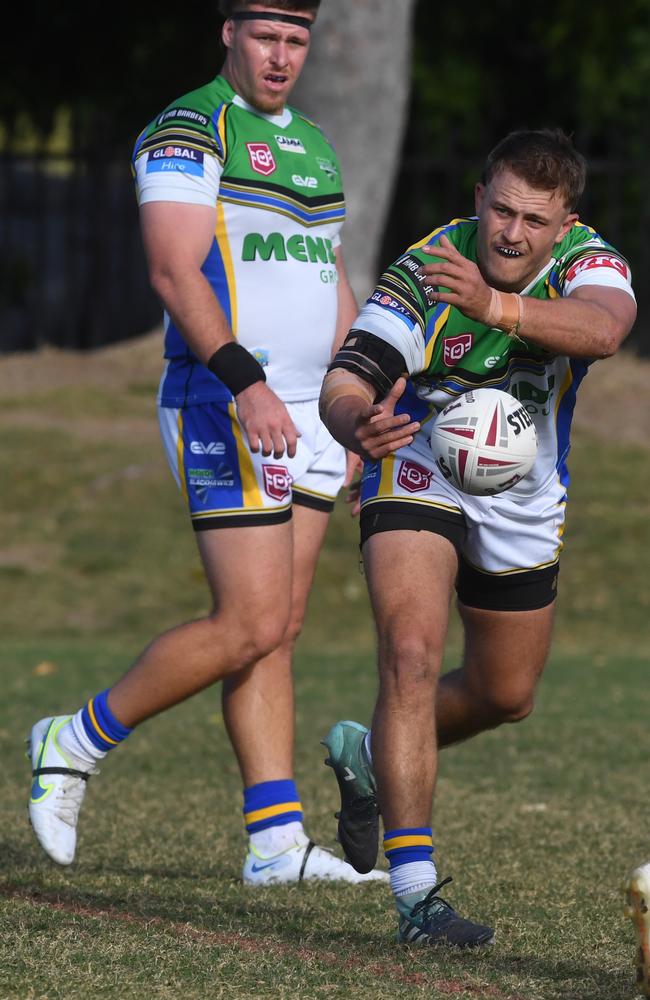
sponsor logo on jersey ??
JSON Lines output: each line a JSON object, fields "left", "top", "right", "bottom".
{"left": 247, "top": 142, "right": 277, "bottom": 176}
{"left": 317, "top": 157, "right": 338, "bottom": 181}
{"left": 263, "top": 464, "right": 292, "bottom": 501}
{"left": 188, "top": 465, "right": 235, "bottom": 491}
{"left": 511, "top": 375, "right": 555, "bottom": 415}
{"left": 190, "top": 441, "right": 226, "bottom": 455}
{"left": 292, "top": 174, "right": 318, "bottom": 189}
{"left": 275, "top": 135, "right": 306, "bottom": 154}
{"left": 370, "top": 290, "right": 410, "bottom": 318}
{"left": 566, "top": 253, "right": 630, "bottom": 282}
{"left": 147, "top": 146, "right": 204, "bottom": 176}
{"left": 443, "top": 333, "right": 473, "bottom": 367}
{"left": 397, "top": 460, "right": 433, "bottom": 494}
{"left": 156, "top": 107, "right": 209, "bottom": 128}
{"left": 242, "top": 232, "right": 336, "bottom": 264}
{"left": 395, "top": 255, "right": 438, "bottom": 306}
{"left": 484, "top": 355, "right": 502, "bottom": 369}
{"left": 397, "top": 254, "right": 421, "bottom": 274}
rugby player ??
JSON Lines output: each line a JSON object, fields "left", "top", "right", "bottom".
{"left": 319, "top": 129, "right": 637, "bottom": 944}
{"left": 26, "top": 0, "right": 386, "bottom": 885}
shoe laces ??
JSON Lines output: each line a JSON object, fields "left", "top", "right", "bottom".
{"left": 54, "top": 768, "right": 97, "bottom": 827}
{"left": 410, "top": 876, "right": 456, "bottom": 923}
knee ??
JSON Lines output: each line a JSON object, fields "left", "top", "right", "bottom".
{"left": 479, "top": 688, "right": 536, "bottom": 727}
{"left": 208, "top": 611, "right": 287, "bottom": 670}
{"left": 378, "top": 632, "right": 442, "bottom": 698}
{"left": 281, "top": 610, "right": 306, "bottom": 651}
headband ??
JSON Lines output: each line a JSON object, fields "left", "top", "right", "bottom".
{"left": 230, "top": 11, "right": 313, "bottom": 30}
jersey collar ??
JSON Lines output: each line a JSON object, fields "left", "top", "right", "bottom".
{"left": 231, "top": 92, "right": 293, "bottom": 128}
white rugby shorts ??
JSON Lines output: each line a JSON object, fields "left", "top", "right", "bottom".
{"left": 159, "top": 398, "right": 345, "bottom": 530}
{"left": 359, "top": 441, "right": 566, "bottom": 610}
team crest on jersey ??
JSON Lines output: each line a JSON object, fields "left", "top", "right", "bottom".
{"left": 247, "top": 143, "right": 277, "bottom": 176}
{"left": 263, "top": 464, "right": 292, "bottom": 501}
{"left": 397, "top": 460, "right": 433, "bottom": 494}
{"left": 275, "top": 135, "right": 306, "bottom": 154}
{"left": 443, "top": 333, "right": 473, "bottom": 367}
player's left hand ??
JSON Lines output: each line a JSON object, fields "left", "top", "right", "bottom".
{"left": 418, "top": 235, "right": 493, "bottom": 324}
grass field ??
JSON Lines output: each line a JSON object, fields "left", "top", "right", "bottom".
{"left": 2, "top": 337, "right": 650, "bottom": 999}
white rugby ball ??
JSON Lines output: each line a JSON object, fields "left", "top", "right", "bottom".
{"left": 430, "top": 388, "right": 538, "bottom": 496}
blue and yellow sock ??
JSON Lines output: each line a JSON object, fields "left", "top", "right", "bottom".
{"left": 62, "top": 689, "right": 133, "bottom": 763}
{"left": 384, "top": 827, "right": 437, "bottom": 905}
{"left": 244, "top": 780, "right": 304, "bottom": 855}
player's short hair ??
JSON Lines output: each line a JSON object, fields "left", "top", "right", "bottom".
{"left": 482, "top": 129, "right": 587, "bottom": 211}
{"left": 218, "top": 0, "right": 321, "bottom": 16}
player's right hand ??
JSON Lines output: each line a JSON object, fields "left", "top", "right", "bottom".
{"left": 353, "top": 378, "right": 420, "bottom": 460}
{"left": 235, "top": 381, "right": 299, "bottom": 459}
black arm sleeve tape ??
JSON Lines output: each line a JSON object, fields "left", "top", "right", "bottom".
{"left": 326, "top": 330, "right": 407, "bottom": 400}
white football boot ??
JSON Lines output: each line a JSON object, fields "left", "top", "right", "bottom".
{"left": 624, "top": 862, "right": 650, "bottom": 997}
{"left": 27, "top": 716, "right": 95, "bottom": 865}
{"left": 243, "top": 830, "right": 388, "bottom": 885}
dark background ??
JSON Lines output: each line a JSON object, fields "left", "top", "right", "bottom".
{"left": 1, "top": 1, "right": 648, "bottom": 353}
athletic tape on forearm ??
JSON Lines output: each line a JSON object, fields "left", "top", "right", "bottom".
{"left": 485, "top": 289, "right": 524, "bottom": 338}
{"left": 319, "top": 369, "right": 375, "bottom": 426}
{"left": 207, "top": 342, "right": 266, "bottom": 396}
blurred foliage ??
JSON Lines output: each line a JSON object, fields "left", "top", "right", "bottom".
{"left": 5, "top": 3, "right": 649, "bottom": 156}
{"left": 411, "top": 0, "right": 650, "bottom": 156}
{"left": 0, "top": 3, "right": 225, "bottom": 152}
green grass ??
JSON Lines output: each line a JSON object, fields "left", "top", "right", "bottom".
{"left": 1, "top": 361, "right": 649, "bottom": 998}
{"left": 3, "top": 643, "right": 648, "bottom": 999}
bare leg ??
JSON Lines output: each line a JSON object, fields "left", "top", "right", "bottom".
{"left": 220, "top": 504, "right": 331, "bottom": 785}
{"left": 108, "top": 522, "right": 293, "bottom": 726}
{"left": 436, "top": 601, "right": 556, "bottom": 747}
{"left": 363, "top": 530, "right": 458, "bottom": 831}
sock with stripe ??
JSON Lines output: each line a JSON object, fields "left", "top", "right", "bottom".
{"left": 384, "top": 827, "right": 438, "bottom": 914}
{"left": 244, "top": 780, "right": 306, "bottom": 856}
{"left": 58, "top": 689, "right": 133, "bottom": 766}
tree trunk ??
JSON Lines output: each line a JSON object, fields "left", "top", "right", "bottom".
{"left": 292, "top": 0, "right": 416, "bottom": 302}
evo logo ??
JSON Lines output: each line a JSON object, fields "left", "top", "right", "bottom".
{"left": 190, "top": 441, "right": 226, "bottom": 455}
{"left": 292, "top": 174, "right": 318, "bottom": 189}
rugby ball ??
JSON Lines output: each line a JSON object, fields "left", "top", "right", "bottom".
{"left": 430, "top": 388, "right": 538, "bottom": 496}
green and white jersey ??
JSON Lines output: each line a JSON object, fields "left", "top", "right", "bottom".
{"left": 132, "top": 75, "right": 345, "bottom": 405}
{"left": 356, "top": 217, "right": 635, "bottom": 498}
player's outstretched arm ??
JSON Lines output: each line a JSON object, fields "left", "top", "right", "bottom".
{"left": 140, "top": 201, "right": 298, "bottom": 458}
{"left": 321, "top": 374, "right": 419, "bottom": 461}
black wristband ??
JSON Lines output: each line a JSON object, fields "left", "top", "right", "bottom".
{"left": 207, "top": 342, "right": 266, "bottom": 396}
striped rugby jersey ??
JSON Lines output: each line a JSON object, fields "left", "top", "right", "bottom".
{"left": 356, "top": 218, "right": 635, "bottom": 497}
{"left": 132, "top": 75, "right": 345, "bottom": 405}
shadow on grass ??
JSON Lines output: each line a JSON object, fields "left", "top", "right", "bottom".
{"left": 1, "top": 876, "right": 635, "bottom": 998}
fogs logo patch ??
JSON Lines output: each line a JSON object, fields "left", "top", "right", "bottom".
{"left": 443, "top": 333, "right": 473, "bottom": 367}
{"left": 263, "top": 464, "right": 292, "bottom": 501}
{"left": 397, "top": 460, "right": 433, "bottom": 494}
{"left": 247, "top": 143, "right": 277, "bottom": 176}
